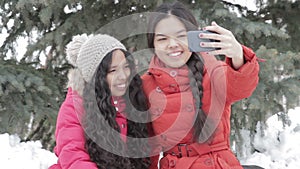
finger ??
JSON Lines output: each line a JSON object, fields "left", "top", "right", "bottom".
{"left": 204, "top": 22, "right": 230, "bottom": 35}
{"left": 207, "top": 47, "right": 233, "bottom": 56}
{"left": 199, "top": 32, "right": 221, "bottom": 41}
{"left": 206, "top": 49, "right": 223, "bottom": 56}
{"left": 200, "top": 41, "right": 223, "bottom": 49}
{"left": 211, "top": 21, "right": 218, "bottom": 26}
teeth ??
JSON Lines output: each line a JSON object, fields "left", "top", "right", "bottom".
{"left": 168, "top": 52, "right": 181, "bottom": 57}
{"left": 117, "top": 84, "right": 126, "bottom": 88}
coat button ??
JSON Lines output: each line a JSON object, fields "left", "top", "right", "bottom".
{"left": 169, "top": 84, "right": 178, "bottom": 92}
{"left": 156, "top": 86, "right": 162, "bottom": 93}
{"left": 185, "top": 104, "right": 193, "bottom": 112}
{"left": 115, "top": 107, "right": 119, "bottom": 111}
{"left": 169, "top": 70, "right": 177, "bottom": 77}
{"left": 152, "top": 107, "right": 162, "bottom": 116}
{"left": 160, "top": 134, "right": 167, "bottom": 141}
{"left": 121, "top": 123, "right": 126, "bottom": 128}
{"left": 169, "top": 159, "right": 176, "bottom": 168}
{"left": 204, "top": 158, "right": 212, "bottom": 166}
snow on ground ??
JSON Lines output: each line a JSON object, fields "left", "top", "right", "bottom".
{"left": 0, "top": 107, "right": 299, "bottom": 169}
{"left": 0, "top": 133, "right": 57, "bottom": 169}
{"left": 240, "top": 107, "right": 300, "bottom": 169}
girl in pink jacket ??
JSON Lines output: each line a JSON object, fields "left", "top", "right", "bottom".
{"left": 49, "top": 34, "right": 150, "bottom": 169}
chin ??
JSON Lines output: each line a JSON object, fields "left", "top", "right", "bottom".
{"left": 168, "top": 62, "right": 186, "bottom": 68}
{"left": 113, "top": 91, "right": 126, "bottom": 97}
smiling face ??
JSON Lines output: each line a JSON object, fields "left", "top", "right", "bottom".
{"left": 153, "top": 15, "right": 192, "bottom": 68}
{"left": 106, "top": 49, "right": 131, "bottom": 97}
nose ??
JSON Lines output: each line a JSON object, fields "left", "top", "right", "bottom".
{"left": 117, "top": 69, "right": 127, "bottom": 81}
{"left": 168, "top": 38, "right": 179, "bottom": 48}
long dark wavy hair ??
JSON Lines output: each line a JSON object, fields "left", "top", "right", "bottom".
{"left": 147, "top": 1, "right": 214, "bottom": 142}
{"left": 82, "top": 49, "right": 150, "bottom": 169}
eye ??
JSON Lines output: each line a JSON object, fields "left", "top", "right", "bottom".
{"left": 124, "top": 64, "right": 130, "bottom": 69}
{"left": 177, "top": 34, "right": 187, "bottom": 38}
{"left": 108, "top": 69, "right": 116, "bottom": 73}
{"left": 157, "top": 37, "right": 167, "bottom": 41}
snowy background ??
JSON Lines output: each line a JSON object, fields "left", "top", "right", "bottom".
{"left": 0, "top": 107, "right": 299, "bottom": 169}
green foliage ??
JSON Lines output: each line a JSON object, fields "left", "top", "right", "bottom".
{"left": 0, "top": 60, "right": 64, "bottom": 150}
{"left": 0, "top": 0, "right": 158, "bottom": 68}
{"left": 231, "top": 46, "right": 300, "bottom": 157}
{"left": 247, "top": 0, "right": 300, "bottom": 52}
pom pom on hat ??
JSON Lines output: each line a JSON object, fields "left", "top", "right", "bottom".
{"left": 66, "top": 34, "right": 89, "bottom": 66}
{"left": 76, "top": 34, "right": 126, "bottom": 82}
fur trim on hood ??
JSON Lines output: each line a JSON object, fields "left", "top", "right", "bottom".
{"left": 67, "top": 68, "right": 85, "bottom": 96}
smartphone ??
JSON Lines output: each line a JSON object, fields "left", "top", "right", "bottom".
{"left": 187, "top": 30, "right": 219, "bottom": 52}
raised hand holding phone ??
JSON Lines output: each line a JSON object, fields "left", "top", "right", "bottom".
{"left": 201, "top": 21, "right": 244, "bottom": 69}
{"left": 187, "top": 30, "right": 220, "bottom": 52}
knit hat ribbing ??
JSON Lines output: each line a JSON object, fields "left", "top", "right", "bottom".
{"left": 66, "top": 34, "right": 126, "bottom": 83}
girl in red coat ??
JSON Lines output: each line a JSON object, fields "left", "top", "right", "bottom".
{"left": 50, "top": 34, "right": 150, "bottom": 169}
{"left": 142, "top": 1, "right": 261, "bottom": 169}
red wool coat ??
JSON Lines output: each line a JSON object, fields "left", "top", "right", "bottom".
{"left": 142, "top": 46, "right": 260, "bottom": 169}
{"left": 49, "top": 88, "right": 127, "bottom": 169}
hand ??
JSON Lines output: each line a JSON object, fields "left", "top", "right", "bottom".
{"left": 200, "top": 21, "right": 244, "bottom": 69}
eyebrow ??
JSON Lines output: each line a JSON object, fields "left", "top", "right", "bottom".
{"left": 155, "top": 29, "right": 187, "bottom": 37}
{"left": 109, "top": 61, "right": 129, "bottom": 69}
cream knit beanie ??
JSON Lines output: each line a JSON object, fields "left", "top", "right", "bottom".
{"left": 66, "top": 34, "right": 126, "bottom": 83}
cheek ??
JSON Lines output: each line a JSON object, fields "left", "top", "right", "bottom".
{"left": 186, "top": 51, "right": 192, "bottom": 58}
{"left": 125, "top": 69, "right": 131, "bottom": 79}
{"left": 154, "top": 50, "right": 168, "bottom": 64}
{"left": 154, "top": 44, "right": 166, "bottom": 58}
{"left": 106, "top": 75, "right": 112, "bottom": 87}
{"left": 178, "top": 37, "right": 188, "bottom": 46}
{"left": 154, "top": 48, "right": 164, "bottom": 56}
{"left": 154, "top": 40, "right": 166, "bottom": 50}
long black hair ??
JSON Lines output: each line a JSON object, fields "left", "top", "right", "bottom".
{"left": 147, "top": 1, "right": 214, "bottom": 143}
{"left": 82, "top": 49, "right": 150, "bottom": 169}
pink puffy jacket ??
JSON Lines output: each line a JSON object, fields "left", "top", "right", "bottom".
{"left": 49, "top": 88, "right": 127, "bottom": 169}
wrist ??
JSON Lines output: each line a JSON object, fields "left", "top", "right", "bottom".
{"left": 232, "top": 44, "right": 244, "bottom": 69}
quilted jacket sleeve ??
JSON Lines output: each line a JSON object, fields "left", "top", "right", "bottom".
{"left": 224, "top": 45, "right": 260, "bottom": 103}
{"left": 49, "top": 88, "right": 97, "bottom": 169}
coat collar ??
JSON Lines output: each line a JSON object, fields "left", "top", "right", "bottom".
{"left": 148, "top": 56, "right": 190, "bottom": 94}
{"left": 111, "top": 96, "right": 126, "bottom": 117}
